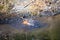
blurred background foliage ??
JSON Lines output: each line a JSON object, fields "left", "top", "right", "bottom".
{"left": 0, "top": 0, "right": 60, "bottom": 40}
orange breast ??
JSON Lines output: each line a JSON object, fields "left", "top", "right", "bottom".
{"left": 22, "top": 20, "right": 29, "bottom": 25}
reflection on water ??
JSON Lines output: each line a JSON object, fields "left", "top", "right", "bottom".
{"left": 0, "top": 16, "right": 48, "bottom": 30}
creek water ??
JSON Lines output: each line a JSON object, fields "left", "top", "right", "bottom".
{"left": 0, "top": 16, "right": 48, "bottom": 30}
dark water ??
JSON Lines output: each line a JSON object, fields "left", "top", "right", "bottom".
{"left": 0, "top": 16, "right": 48, "bottom": 30}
